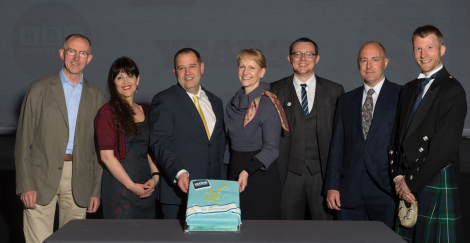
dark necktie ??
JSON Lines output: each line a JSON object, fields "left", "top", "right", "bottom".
{"left": 408, "top": 71, "right": 439, "bottom": 122}
{"left": 362, "top": 89, "right": 375, "bottom": 140}
{"left": 300, "top": 84, "right": 308, "bottom": 115}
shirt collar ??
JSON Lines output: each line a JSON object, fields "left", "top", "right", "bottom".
{"left": 293, "top": 74, "right": 316, "bottom": 89}
{"left": 60, "top": 68, "right": 83, "bottom": 87}
{"left": 363, "top": 77, "right": 385, "bottom": 95}
{"left": 186, "top": 85, "right": 204, "bottom": 99}
{"left": 417, "top": 64, "right": 443, "bottom": 79}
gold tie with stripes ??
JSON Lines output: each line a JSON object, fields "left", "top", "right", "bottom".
{"left": 192, "top": 96, "right": 211, "bottom": 140}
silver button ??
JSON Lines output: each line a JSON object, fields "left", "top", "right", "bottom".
{"left": 390, "top": 160, "right": 394, "bottom": 165}
{"left": 423, "top": 157, "right": 426, "bottom": 162}
{"left": 391, "top": 169, "right": 394, "bottom": 173}
{"left": 423, "top": 136, "right": 428, "bottom": 141}
{"left": 416, "top": 158, "right": 419, "bottom": 162}
{"left": 419, "top": 148, "right": 423, "bottom": 152}
{"left": 410, "top": 175, "right": 413, "bottom": 180}
{"left": 63, "top": 143, "right": 66, "bottom": 147}
{"left": 389, "top": 150, "right": 393, "bottom": 155}
{"left": 449, "top": 76, "right": 453, "bottom": 78}
{"left": 417, "top": 167, "right": 419, "bottom": 171}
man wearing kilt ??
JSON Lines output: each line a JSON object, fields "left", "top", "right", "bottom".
{"left": 389, "top": 25, "right": 467, "bottom": 242}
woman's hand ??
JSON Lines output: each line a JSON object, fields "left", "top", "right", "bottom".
{"left": 127, "top": 183, "right": 147, "bottom": 197}
{"left": 141, "top": 179, "right": 157, "bottom": 198}
{"left": 238, "top": 170, "right": 249, "bottom": 193}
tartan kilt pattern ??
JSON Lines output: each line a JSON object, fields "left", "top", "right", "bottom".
{"left": 396, "top": 165, "right": 462, "bottom": 243}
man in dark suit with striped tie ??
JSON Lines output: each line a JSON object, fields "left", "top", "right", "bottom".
{"left": 389, "top": 25, "right": 466, "bottom": 242}
{"left": 271, "top": 38, "right": 344, "bottom": 220}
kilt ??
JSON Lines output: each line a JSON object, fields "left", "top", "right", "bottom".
{"left": 396, "top": 165, "right": 462, "bottom": 243}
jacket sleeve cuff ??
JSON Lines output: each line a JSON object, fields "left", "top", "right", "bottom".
{"left": 244, "top": 158, "right": 264, "bottom": 175}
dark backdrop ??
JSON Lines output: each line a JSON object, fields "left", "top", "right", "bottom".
{"left": 0, "top": 0, "right": 469, "bottom": 242}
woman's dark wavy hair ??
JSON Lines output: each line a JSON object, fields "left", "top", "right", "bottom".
{"left": 107, "top": 57, "right": 140, "bottom": 136}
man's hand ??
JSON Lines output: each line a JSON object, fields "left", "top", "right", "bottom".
{"left": 394, "top": 176, "right": 414, "bottom": 203}
{"left": 326, "top": 190, "right": 341, "bottom": 210}
{"left": 87, "top": 196, "right": 100, "bottom": 213}
{"left": 238, "top": 170, "right": 249, "bottom": 193}
{"left": 21, "top": 191, "right": 37, "bottom": 209}
{"left": 178, "top": 172, "right": 189, "bottom": 193}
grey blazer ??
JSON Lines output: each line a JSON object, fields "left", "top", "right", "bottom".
{"left": 15, "top": 72, "right": 104, "bottom": 207}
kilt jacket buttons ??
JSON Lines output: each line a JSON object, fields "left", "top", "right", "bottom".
{"left": 390, "top": 160, "right": 393, "bottom": 165}
{"left": 410, "top": 175, "right": 413, "bottom": 180}
{"left": 389, "top": 150, "right": 394, "bottom": 155}
{"left": 419, "top": 147, "right": 424, "bottom": 152}
{"left": 423, "top": 136, "right": 428, "bottom": 141}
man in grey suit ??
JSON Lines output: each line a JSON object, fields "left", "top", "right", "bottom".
{"left": 271, "top": 37, "right": 344, "bottom": 220}
{"left": 15, "top": 34, "right": 104, "bottom": 243}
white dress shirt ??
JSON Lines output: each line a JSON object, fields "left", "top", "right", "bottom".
{"left": 417, "top": 64, "right": 443, "bottom": 98}
{"left": 362, "top": 77, "right": 385, "bottom": 118}
{"left": 293, "top": 74, "right": 316, "bottom": 112}
{"left": 176, "top": 86, "right": 217, "bottom": 181}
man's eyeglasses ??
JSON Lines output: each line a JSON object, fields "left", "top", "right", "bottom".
{"left": 63, "top": 49, "right": 89, "bottom": 58}
{"left": 291, "top": 52, "right": 317, "bottom": 59}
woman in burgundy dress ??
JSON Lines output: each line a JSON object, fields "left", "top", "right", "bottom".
{"left": 95, "top": 57, "right": 159, "bottom": 219}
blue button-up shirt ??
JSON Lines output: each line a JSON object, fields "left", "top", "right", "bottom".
{"left": 60, "top": 69, "right": 83, "bottom": 155}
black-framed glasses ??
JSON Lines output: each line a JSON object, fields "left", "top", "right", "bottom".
{"left": 63, "top": 48, "right": 89, "bottom": 58}
{"left": 291, "top": 52, "right": 317, "bottom": 58}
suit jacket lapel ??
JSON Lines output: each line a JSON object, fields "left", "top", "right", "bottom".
{"left": 365, "top": 80, "right": 391, "bottom": 143}
{"left": 405, "top": 76, "right": 443, "bottom": 140}
{"left": 398, "top": 80, "right": 418, "bottom": 142}
{"left": 282, "top": 75, "right": 295, "bottom": 130}
{"left": 50, "top": 72, "right": 69, "bottom": 129}
{"left": 315, "top": 76, "right": 324, "bottom": 137}
{"left": 350, "top": 88, "right": 365, "bottom": 143}
{"left": 175, "top": 84, "right": 209, "bottom": 140}
{"left": 77, "top": 79, "right": 92, "bottom": 124}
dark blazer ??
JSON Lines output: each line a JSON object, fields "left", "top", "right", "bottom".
{"left": 389, "top": 67, "right": 467, "bottom": 193}
{"left": 324, "top": 79, "right": 401, "bottom": 208}
{"left": 15, "top": 72, "right": 104, "bottom": 207}
{"left": 270, "top": 75, "right": 344, "bottom": 186}
{"left": 149, "top": 84, "right": 226, "bottom": 205}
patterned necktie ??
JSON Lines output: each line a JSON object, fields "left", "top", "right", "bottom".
{"left": 193, "top": 96, "right": 211, "bottom": 140}
{"left": 300, "top": 84, "right": 309, "bottom": 115}
{"left": 362, "top": 89, "right": 375, "bottom": 140}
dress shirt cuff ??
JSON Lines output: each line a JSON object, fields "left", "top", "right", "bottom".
{"left": 393, "top": 175, "right": 403, "bottom": 184}
{"left": 175, "top": 170, "right": 189, "bottom": 184}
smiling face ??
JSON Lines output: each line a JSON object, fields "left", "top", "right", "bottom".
{"left": 114, "top": 71, "right": 140, "bottom": 102}
{"left": 59, "top": 36, "right": 92, "bottom": 82}
{"left": 238, "top": 58, "right": 266, "bottom": 94}
{"left": 357, "top": 42, "right": 389, "bottom": 87}
{"left": 173, "top": 52, "right": 204, "bottom": 95}
{"left": 413, "top": 34, "right": 446, "bottom": 76}
{"left": 287, "top": 41, "right": 320, "bottom": 82}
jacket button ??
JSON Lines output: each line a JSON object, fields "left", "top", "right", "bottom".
{"left": 389, "top": 150, "right": 393, "bottom": 155}
{"left": 58, "top": 167, "right": 62, "bottom": 170}
{"left": 410, "top": 175, "right": 413, "bottom": 180}
{"left": 209, "top": 162, "right": 212, "bottom": 166}
{"left": 419, "top": 148, "right": 423, "bottom": 152}
{"left": 416, "top": 158, "right": 419, "bottom": 162}
{"left": 390, "top": 160, "right": 393, "bottom": 165}
{"left": 423, "top": 157, "right": 426, "bottom": 162}
{"left": 209, "top": 144, "right": 212, "bottom": 147}
{"left": 417, "top": 167, "right": 419, "bottom": 171}
{"left": 423, "top": 136, "right": 428, "bottom": 141}
{"left": 63, "top": 143, "right": 66, "bottom": 147}
{"left": 391, "top": 169, "right": 394, "bottom": 173}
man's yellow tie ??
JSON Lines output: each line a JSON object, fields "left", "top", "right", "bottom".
{"left": 192, "top": 96, "right": 211, "bottom": 140}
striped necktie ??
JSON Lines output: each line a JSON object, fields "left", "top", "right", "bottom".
{"left": 301, "top": 84, "right": 309, "bottom": 115}
{"left": 193, "top": 96, "right": 211, "bottom": 140}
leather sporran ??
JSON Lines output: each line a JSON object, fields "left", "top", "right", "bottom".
{"left": 398, "top": 199, "right": 418, "bottom": 228}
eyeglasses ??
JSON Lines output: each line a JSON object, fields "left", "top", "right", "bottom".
{"left": 291, "top": 52, "right": 317, "bottom": 59}
{"left": 63, "top": 48, "right": 89, "bottom": 58}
